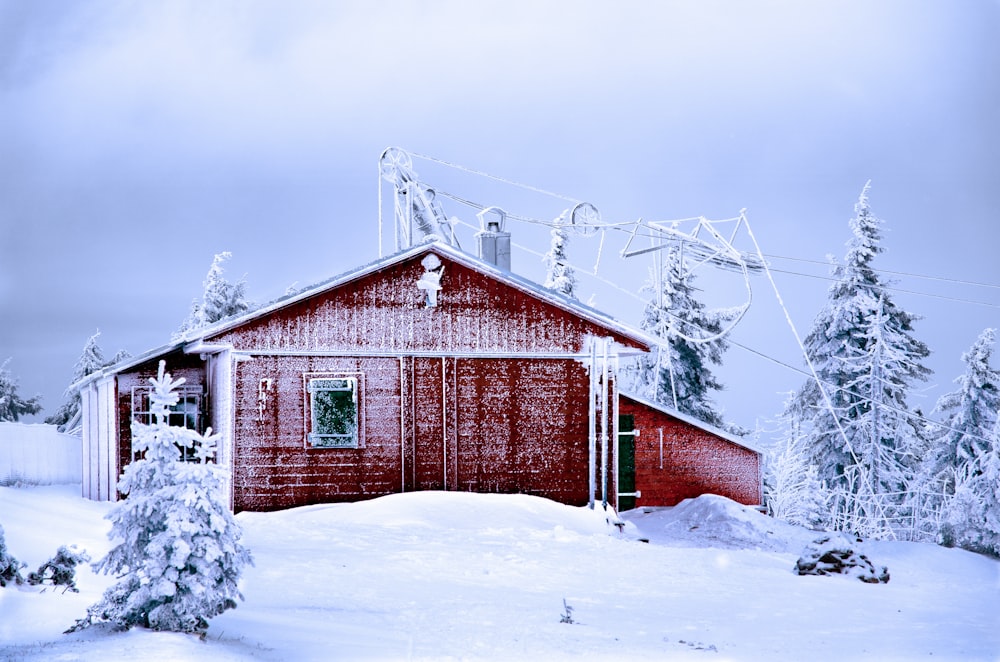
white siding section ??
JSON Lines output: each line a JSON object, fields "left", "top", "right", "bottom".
{"left": 81, "top": 380, "right": 97, "bottom": 499}
{"left": 207, "top": 350, "right": 235, "bottom": 509}
{"left": 81, "top": 375, "right": 118, "bottom": 501}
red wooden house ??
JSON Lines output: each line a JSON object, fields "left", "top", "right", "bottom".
{"left": 77, "top": 241, "right": 761, "bottom": 512}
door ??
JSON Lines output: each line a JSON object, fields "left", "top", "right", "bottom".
{"left": 618, "top": 414, "right": 636, "bottom": 511}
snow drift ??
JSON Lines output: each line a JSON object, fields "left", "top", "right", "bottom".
{"left": 2, "top": 486, "right": 999, "bottom": 661}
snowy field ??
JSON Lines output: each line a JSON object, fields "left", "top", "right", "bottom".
{"left": 1, "top": 484, "right": 998, "bottom": 661}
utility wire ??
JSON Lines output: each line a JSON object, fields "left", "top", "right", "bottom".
{"left": 762, "top": 253, "right": 1000, "bottom": 291}
{"left": 765, "top": 267, "right": 1000, "bottom": 309}
{"left": 409, "top": 151, "right": 582, "bottom": 204}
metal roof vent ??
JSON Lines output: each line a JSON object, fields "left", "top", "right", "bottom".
{"left": 475, "top": 206, "right": 511, "bottom": 271}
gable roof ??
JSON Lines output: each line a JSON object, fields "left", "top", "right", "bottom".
{"left": 77, "top": 241, "right": 656, "bottom": 389}
{"left": 619, "top": 390, "right": 762, "bottom": 455}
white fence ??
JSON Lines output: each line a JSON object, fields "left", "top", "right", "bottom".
{"left": 0, "top": 422, "right": 81, "bottom": 485}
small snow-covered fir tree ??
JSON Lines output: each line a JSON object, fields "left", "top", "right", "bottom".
{"left": 927, "top": 328, "right": 1000, "bottom": 491}
{"left": 543, "top": 212, "right": 577, "bottom": 299}
{"left": 636, "top": 244, "right": 728, "bottom": 428}
{"left": 0, "top": 523, "right": 25, "bottom": 587}
{"left": 786, "top": 183, "right": 930, "bottom": 535}
{"left": 928, "top": 329, "right": 1000, "bottom": 554}
{"left": 0, "top": 358, "right": 42, "bottom": 422}
{"left": 72, "top": 361, "right": 252, "bottom": 633}
{"left": 46, "top": 331, "right": 130, "bottom": 431}
{"left": 175, "top": 252, "right": 251, "bottom": 338}
{"left": 27, "top": 545, "right": 90, "bottom": 592}
{"left": 938, "top": 423, "right": 1000, "bottom": 557}
{"left": 765, "top": 399, "right": 830, "bottom": 529}
{"left": 973, "top": 414, "right": 1000, "bottom": 555}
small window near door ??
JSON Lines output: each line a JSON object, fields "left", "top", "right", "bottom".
{"left": 306, "top": 377, "right": 359, "bottom": 448}
{"left": 130, "top": 385, "right": 205, "bottom": 462}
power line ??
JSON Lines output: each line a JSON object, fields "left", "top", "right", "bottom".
{"left": 724, "top": 336, "right": 998, "bottom": 449}
{"left": 409, "top": 151, "right": 582, "bottom": 204}
{"left": 762, "top": 253, "right": 1000, "bottom": 291}
{"left": 765, "top": 267, "right": 1000, "bottom": 309}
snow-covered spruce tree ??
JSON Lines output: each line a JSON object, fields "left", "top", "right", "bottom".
{"left": 929, "top": 329, "right": 1000, "bottom": 553}
{"left": 71, "top": 361, "right": 252, "bottom": 634}
{"left": 636, "top": 243, "right": 728, "bottom": 429}
{"left": 927, "top": 328, "right": 1000, "bottom": 492}
{"left": 175, "top": 252, "right": 251, "bottom": 338}
{"left": 972, "top": 414, "right": 1000, "bottom": 555}
{"left": 938, "top": 415, "right": 1000, "bottom": 556}
{"left": 0, "top": 358, "right": 42, "bottom": 422}
{"left": 543, "top": 212, "right": 577, "bottom": 299}
{"left": 786, "top": 183, "right": 930, "bottom": 535}
{"left": 46, "top": 331, "right": 130, "bottom": 431}
{"left": 839, "top": 295, "right": 931, "bottom": 496}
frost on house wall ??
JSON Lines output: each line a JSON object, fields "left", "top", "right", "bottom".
{"left": 77, "top": 242, "right": 762, "bottom": 512}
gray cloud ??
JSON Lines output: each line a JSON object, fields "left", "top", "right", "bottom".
{"left": 1, "top": 0, "right": 997, "bottom": 428}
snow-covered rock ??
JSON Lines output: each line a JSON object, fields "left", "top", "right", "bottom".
{"left": 794, "top": 533, "right": 890, "bottom": 584}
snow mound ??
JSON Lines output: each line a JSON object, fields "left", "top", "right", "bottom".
{"left": 245, "top": 490, "right": 616, "bottom": 539}
{"left": 625, "top": 494, "right": 819, "bottom": 552}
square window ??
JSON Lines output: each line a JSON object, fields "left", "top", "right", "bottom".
{"left": 130, "top": 385, "right": 205, "bottom": 462}
{"left": 307, "top": 377, "right": 359, "bottom": 448}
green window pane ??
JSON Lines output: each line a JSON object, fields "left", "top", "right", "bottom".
{"left": 308, "top": 378, "right": 358, "bottom": 448}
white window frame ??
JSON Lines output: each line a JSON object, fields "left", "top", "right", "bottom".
{"left": 130, "top": 384, "right": 205, "bottom": 462}
{"left": 303, "top": 373, "right": 363, "bottom": 449}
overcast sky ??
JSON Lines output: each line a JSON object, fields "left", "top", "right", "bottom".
{"left": 1, "top": 0, "right": 997, "bottom": 435}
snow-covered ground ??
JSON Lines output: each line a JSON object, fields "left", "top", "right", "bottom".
{"left": 1, "top": 485, "right": 998, "bottom": 661}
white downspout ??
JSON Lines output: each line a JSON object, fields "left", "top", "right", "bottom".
{"left": 441, "top": 356, "right": 448, "bottom": 490}
{"left": 588, "top": 342, "right": 597, "bottom": 509}
{"left": 400, "top": 356, "right": 406, "bottom": 493}
{"left": 612, "top": 355, "right": 620, "bottom": 512}
{"left": 600, "top": 337, "right": 610, "bottom": 509}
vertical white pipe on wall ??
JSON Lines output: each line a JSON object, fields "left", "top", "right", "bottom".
{"left": 399, "top": 356, "right": 406, "bottom": 493}
{"left": 659, "top": 428, "right": 664, "bottom": 470}
{"left": 441, "top": 357, "right": 448, "bottom": 490}
{"left": 612, "top": 357, "right": 620, "bottom": 512}
{"left": 588, "top": 342, "right": 597, "bottom": 509}
{"left": 453, "top": 357, "right": 459, "bottom": 490}
{"left": 600, "top": 337, "right": 610, "bottom": 509}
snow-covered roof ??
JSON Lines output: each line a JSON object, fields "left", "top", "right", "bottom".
{"left": 619, "top": 390, "right": 763, "bottom": 455}
{"left": 76, "top": 241, "right": 656, "bottom": 390}
{"left": 194, "top": 240, "right": 655, "bottom": 351}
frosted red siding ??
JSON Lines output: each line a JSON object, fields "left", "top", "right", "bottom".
{"left": 230, "top": 354, "right": 593, "bottom": 512}
{"left": 207, "top": 254, "right": 643, "bottom": 354}
{"left": 619, "top": 396, "right": 761, "bottom": 507}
